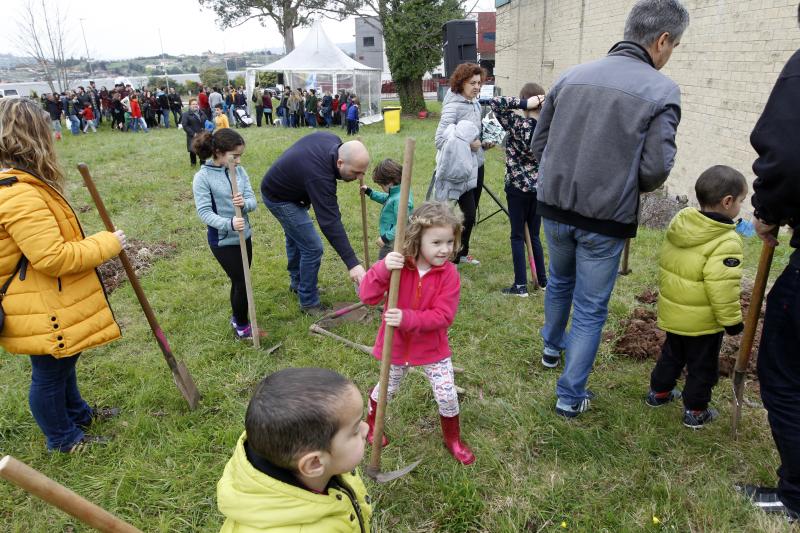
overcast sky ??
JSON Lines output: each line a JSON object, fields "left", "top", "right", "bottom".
{"left": 5, "top": 0, "right": 495, "bottom": 60}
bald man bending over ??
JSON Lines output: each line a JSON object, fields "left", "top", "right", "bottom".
{"left": 261, "top": 132, "right": 369, "bottom": 313}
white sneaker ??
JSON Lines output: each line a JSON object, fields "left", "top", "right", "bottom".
{"left": 458, "top": 255, "right": 480, "bottom": 265}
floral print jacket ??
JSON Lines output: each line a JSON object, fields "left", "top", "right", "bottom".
{"left": 488, "top": 96, "right": 539, "bottom": 193}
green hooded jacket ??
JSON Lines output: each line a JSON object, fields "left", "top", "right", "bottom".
{"left": 366, "top": 185, "right": 414, "bottom": 244}
{"left": 657, "top": 207, "right": 743, "bottom": 336}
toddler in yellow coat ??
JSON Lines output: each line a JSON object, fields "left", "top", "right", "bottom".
{"left": 646, "top": 165, "right": 747, "bottom": 429}
{"left": 217, "top": 367, "right": 372, "bottom": 532}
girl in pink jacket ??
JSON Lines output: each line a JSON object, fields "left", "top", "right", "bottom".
{"left": 359, "top": 201, "right": 475, "bottom": 465}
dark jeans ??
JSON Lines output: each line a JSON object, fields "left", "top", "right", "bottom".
{"left": 265, "top": 109, "right": 273, "bottom": 125}
{"left": 29, "top": 354, "right": 93, "bottom": 451}
{"left": 171, "top": 108, "right": 182, "bottom": 126}
{"left": 189, "top": 151, "right": 197, "bottom": 166}
{"left": 650, "top": 331, "right": 723, "bottom": 410}
{"left": 505, "top": 185, "right": 546, "bottom": 286}
{"left": 306, "top": 111, "right": 317, "bottom": 128}
{"left": 255, "top": 106, "right": 263, "bottom": 127}
{"left": 262, "top": 195, "right": 324, "bottom": 308}
{"left": 378, "top": 241, "right": 393, "bottom": 260}
{"left": 456, "top": 165, "right": 484, "bottom": 260}
{"left": 347, "top": 119, "right": 359, "bottom": 135}
{"left": 758, "top": 265, "right": 800, "bottom": 513}
{"left": 210, "top": 239, "right": 253, "bottom": 325}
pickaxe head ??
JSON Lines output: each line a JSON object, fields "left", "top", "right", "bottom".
{"left": 364, "top": 459, "right": 422, "bottom": 483}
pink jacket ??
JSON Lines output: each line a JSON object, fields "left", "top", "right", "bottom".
{"left": 359, "top": 258, "right": 460, "bottom": 366}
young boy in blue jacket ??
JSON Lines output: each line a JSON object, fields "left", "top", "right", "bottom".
{"left": 361, "top": 158, "right": 414, "bottom": 260}
{"left": 646, "top": 165, "right": 747, "bottom": 429}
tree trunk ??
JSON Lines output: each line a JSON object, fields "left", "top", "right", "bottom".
{"left": 282, "top": 25, "right": 295, "bottom": 53}
{"left": 396, "top": 78, "right": 426, "bottom": 114}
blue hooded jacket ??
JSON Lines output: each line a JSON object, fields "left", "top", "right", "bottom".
{"left": 193, "top": 163, "right": 257, "bottom": 247}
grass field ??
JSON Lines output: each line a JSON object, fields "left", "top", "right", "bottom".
{"left": 0, "top": 105, "right": 794, "bottom": 532}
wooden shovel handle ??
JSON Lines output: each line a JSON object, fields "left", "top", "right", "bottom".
{"left": 368, "top": 138, "right": 415, "bottom": 475}
{"left": 0, "top": 456, "right": 142, "bottom": 533}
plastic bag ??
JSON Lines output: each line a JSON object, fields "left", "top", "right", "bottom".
{"left": 481, "top": 111, "right": 506, "bottom": 145}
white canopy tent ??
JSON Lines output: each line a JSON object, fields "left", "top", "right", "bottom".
{"left": 246, "top": 21, "right": 382, "bottom": 124}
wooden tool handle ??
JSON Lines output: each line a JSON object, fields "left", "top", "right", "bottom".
{"left": 227, "top": 157, "right": 260, "bottom": 348}
{"left": 0, "top": 456, "right": 142, "bottom": 533}
{"left": 734, "top": 234, "right": 777, "bottom": 373}
{"left": 523, "top": 223, "right": 539, "bottom": 289}
{"left": 359, "top": 176, "right": 371, "bottom": 267}
{"left": 369, "top": 138, "right": 415, "bottom": 474}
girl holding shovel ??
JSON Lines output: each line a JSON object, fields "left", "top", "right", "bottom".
{"left": 192, "top": 128, "right": 264, "bottom": 340}
{"left": 359, "top": 201, "right": 475, "bottom": 465}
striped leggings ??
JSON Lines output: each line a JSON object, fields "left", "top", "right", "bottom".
{"left": 370, "top": 357, "right": 459, "bottom": 417}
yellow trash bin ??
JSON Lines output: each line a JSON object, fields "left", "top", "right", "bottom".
{"left": 383, "top": 107, "right": 401, "bottom": 134}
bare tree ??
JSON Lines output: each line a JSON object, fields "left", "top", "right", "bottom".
{"left": 15, "top": 0, "right": 72, "bottom": 93}
{"left": 198, "top": 0, "right": 362, "bottom": 54}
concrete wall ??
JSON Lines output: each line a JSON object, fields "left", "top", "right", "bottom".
{"left": 495, "top": 0, "right": 800, "bottom": 203}
{"left": 355, "top": 17, "right": 385, "bottom": 72}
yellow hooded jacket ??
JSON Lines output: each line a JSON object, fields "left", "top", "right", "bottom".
{"left": 0, "top": 168, "right": 121, "bottom": 357}
{"left": 217, "top": 432, "right": 372, "bottom": 533}
{"left": 657, "top": 207, "right": 743, "bottom": 336}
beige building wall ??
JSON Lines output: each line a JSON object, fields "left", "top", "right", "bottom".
{"left": 495, "top": 0, "right": 800, "bottom": 204}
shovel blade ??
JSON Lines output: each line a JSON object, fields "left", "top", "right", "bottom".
{"left": 365, "top": 458, "right": 422, "bottom": 483}
{"left": 731, "top": 370, "right": 746, "bottom": 438}
{"left": 172, "top": 360, "right": 202, "bottom": 411}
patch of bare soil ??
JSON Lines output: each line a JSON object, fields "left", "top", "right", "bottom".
{"left": 97, "top": 239, "right": 177, "bottom": 293}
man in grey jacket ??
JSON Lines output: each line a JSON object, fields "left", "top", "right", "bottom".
{"left": 530, "top": 0, "right": 689, "bottom": 418}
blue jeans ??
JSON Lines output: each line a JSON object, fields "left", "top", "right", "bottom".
{"left": 262, "top": 195, "right": 324, "bottom": 308}
{"left": 162, "top": 109, "right": 170, "bottom": 128}
{"left": 69, "top": 114, "right": 80, "bottom": 135}
{"left": 305, "top": 111, "right": 317, "bottom": 127}
{"left": 541, "top": 219, "right": 625, "bottom": 406}
{"left": 29, "top": 354, "right": 93, "bottom": 451}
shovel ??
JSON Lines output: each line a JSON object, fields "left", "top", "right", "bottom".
{"left": 359, "top": 175, "right": 371, "bottom": 268}
{"left": 227, "top": 156, "right": 261, "bottom": 348}
{"left": 618, "top": 239, "right": 632, "bottom": 275}
{"left": 0, "top": 455, "right": 143, "bottom": 532}
{"left": 77, "top": 164, "right": 201, "bottom": 411}
{"left": 731, "top": 232, "right": 777, "bottom": 438}
{"left": 364, "top": 138, "right": 422, "bottom": 483}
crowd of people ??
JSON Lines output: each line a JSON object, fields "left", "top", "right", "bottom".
{"left": 2, "top": 0, "right": 800, "bottom": 530}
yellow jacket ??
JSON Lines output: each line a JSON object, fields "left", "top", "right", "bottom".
{"left": 0, "top": 168, "right": 121, "bottom": 357}
{"left": 657, "top": 207, "right": 743, "bottom": 336}
{"left": 217, "top": 432, "right": 372, "bottom": 533}
{"left": 215, "top": 114, "right": 230, "bottom": 129}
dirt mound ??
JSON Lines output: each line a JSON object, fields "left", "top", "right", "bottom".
{"left": 639, "top": 189, "right": 689, "bottom": 229}
{"left": 97, "top": 239, "right": 177, "bottom": 294}
{"left": 613, "top": 307, "right": 665, "bottom": 360}
{"left": 613, "top": 284, "right": 764, "bottom": 383}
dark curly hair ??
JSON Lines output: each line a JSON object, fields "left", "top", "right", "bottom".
{"left": 449, "top": 63, "right": 484, "bottom": 94}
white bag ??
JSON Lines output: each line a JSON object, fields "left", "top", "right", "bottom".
{"left": 481, "top": 111, "right": 506, "bottom": 145}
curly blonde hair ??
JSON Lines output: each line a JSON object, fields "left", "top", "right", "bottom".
{"left": 0, "top": 98, "right": 65, "bottom": 193}
{"left": 402, "top": 201, "right": 464, "bottom": 261}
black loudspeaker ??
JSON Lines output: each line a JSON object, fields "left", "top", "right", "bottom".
{"left": 443, "top": 20, "right": 477, "bottom": 78}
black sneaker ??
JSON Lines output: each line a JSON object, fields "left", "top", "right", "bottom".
{"left": 501, "top": 284, "right": 529, "bottom": 298}
{"left": 541, "top": 350, "right": 561, "bottom": 368}
{"left": 645, "top": 389, "right": 682, "bottom": 407}
{"left": 301, "top": 303, "right": 333, "bottom": 317}
{"left": 63, "top": 435, "right": 111, "bottom": 454}
{"left": 555, "top": 397, "right": 591, "bottom": 419}
{"left": 736, "top": 485, "right": 800, "bottom": 521}
{"left": 683, "top": 408, "right": 718, "bottom": 429}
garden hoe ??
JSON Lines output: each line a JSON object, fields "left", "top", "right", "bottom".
{"left": 0, "top": 455, "right": 143, "bottom": 533}
{"left": 227, "top": 156, "right": 262, "bottom": 349}
{"left": 77, "top": 164, "right": 201, "bottom": 411}
{"left": 523, "top": 223, "right": 540, "bottom": 289}
{"left": 365, "top": 138, "right": 422, "bottom": 483}
{"left": 731, "top": 231, "right": 777, "bottom": 438}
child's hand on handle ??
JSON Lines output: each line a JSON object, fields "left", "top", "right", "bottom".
{"left": 383, "top": 251, "right": 404, "bottom": 271}
{"left": 360, "top": 185, "right": 369, "bottom": 193}
{"left": 384, "top": 308, "right": 402, "bottom": 328}
{"left": 232, "top": 192, "right": 245, "bottom": 208}
{"left": 232, "top": 217, "right": 245, "bottom": 231}
{"left": 113, "top": 229, "right": 127, "bottom": 249}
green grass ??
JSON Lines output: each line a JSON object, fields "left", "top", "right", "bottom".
{"left": 0, "top": 105, "right": 793, "bottom": 532}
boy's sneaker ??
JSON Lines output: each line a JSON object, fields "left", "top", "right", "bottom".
{"left": 541, "top": 348, "right": 561, "bottom": 369}
{"left": 458, "top": 255, "right": 480, "bottom": 265}
{"left": 736, "top": 485, "right": 800, "bottom": 521}
{"left": 556, "top": 397, "right": 591, "bottom": 419}
{"left": 683, "top": 408, "right": 718, "bottom": 429}
{"left": 501, "top": 284, "right": 529, "bottom": 298}
{"left": 645, "top": 389, "right": 682, "bottom": 407}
